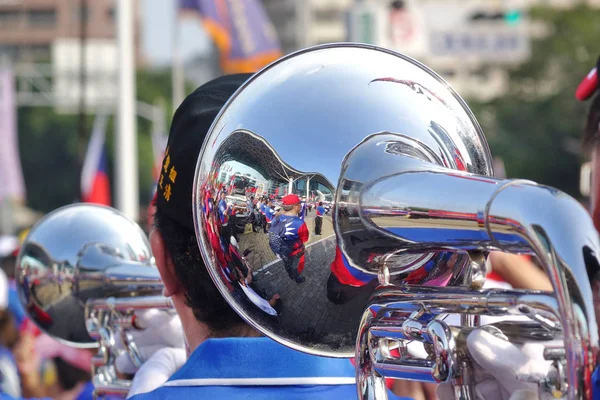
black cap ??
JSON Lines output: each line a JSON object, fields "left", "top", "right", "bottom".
{"left": 156, "top": 74, "right": 253, "bottom": 231}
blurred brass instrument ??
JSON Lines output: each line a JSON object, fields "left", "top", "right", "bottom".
{"left": 15, "top": 204, "right": 172, "bottom": 397}
{"left": 15, "top": 43, "right": 600, "bottom": 400}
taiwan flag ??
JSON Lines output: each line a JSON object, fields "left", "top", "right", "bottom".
{"left": 81, "top": 114, "right": 111, "bottom": 206}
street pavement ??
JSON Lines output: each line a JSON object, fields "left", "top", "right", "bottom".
{"left": 237, "top": 211, "right": 370, "bottom": 351}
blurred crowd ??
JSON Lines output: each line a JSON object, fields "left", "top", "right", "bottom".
{"left": 0, "top": 234, "right": 99, "bottom": 400}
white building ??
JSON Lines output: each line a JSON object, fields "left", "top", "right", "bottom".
{"left": 263, "top": 0, "right": 353, "bottom": 54}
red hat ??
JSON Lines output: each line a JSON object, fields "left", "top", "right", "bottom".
{"left": 576, "top": 56, "right": 600, "bottom": 101}
{"left": 282, "top": 194, "right": 301, "bottom": 205}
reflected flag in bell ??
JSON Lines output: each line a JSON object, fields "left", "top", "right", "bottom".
{"left": 0, "top": 67, "right": 26, "bottom": 202}
{"left": 179, "top": 0, "right": 282, "bottom": 73}
{"left": 81, "top": 114, "right": 111, "bottom": 206}
{"left": 150, "top": 129, "right": 168, "bottom": 200}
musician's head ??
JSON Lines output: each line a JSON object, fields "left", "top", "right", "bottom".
{"left": 151, "top": 74, "right": 257, "bottom": 351}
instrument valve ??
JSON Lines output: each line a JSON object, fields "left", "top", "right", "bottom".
{"left": 542, "top": 350, "right": 568, "bottom": 399}
{"left": 517, "top": 348, "right": 568, "bottom": 398}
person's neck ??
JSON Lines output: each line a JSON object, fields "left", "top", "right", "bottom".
{"left": 172, "top": 296, "right": 209, "bottom": 354}
{"left": 173, "top": 295, "right": 262, "bottom": 355}
{"left": 210, "top": 324, "right": 262, "bottom": 339}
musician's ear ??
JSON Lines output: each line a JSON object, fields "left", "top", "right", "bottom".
{"left": 149, "top": 228, "right": 180, "bottom": 297}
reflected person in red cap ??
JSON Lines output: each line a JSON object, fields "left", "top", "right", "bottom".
{"left": 268, "top": 194, "right": 309, "bottom": 283}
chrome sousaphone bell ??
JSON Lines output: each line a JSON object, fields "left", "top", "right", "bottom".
{"left": 193, "top": 43, "right": 600, "bottom": 399}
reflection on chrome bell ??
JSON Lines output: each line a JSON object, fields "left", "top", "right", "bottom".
{"left": 15, "top": 204, "right": 156, "bottom": 347}
{"left": 193, "top": 44, "right": 493, "bottom": 357}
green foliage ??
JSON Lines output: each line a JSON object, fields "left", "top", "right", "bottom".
{"left": 18, "top": 108, "right": 80, "bottom": 212}
{"left": 468, "top": 5, "right": 600, "bottom": 197}
{"left": 17, "top": 68, "right": 194, "bottom": 215}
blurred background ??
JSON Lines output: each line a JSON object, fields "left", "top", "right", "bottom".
{"left": 1, "top": 0, "right": 600, "bottom": 237}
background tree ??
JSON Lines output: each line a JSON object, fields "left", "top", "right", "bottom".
{"left": 17, "top": 68, "right": 191, "bottom": 214}
{"left": 468, "top": 5, "right": 600, "bottom": 198}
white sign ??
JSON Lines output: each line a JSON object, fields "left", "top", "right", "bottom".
{"left": 430, "top": 29, "right": 529, "bottom": 62}
{"left": 389, "top": 6, "right": 427, "bottom": 59}
{"left": 52, "top": 38, "right": 118, "bottom": 113}
{"left": 418, "top": 0, "right": 530, "bottom": 65}
{"left": 0, "top": 67, "right": 25, "bottom": 202}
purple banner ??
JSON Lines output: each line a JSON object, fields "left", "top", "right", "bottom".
{"left": 0, "top": 68, "right": 25, "bottom": 202}
{"left": 180, "top": 0, "right": 282, "bottom": 73}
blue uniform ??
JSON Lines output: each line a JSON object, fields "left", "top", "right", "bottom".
{"left": 218, "top": 199, "right": 229, "bottom": 224}
{"left": 277, "top": 214, "right": 309, "bottom": 257}
{"left": 129, "top": 337, "right": 407, "bottom": 400}
{"left": 264, "top": 206, "right": 275, "bottom": 223}
{"left": 7, "top": 283, "right": 25, "bottom": 326}
{"left": 594, "top": 366, "right": 600, "bottom": 400}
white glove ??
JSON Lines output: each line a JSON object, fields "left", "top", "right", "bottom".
{"left": 115, "top": 309, "right": 185, "bottom": 374}
{"left": 437, "top": 328, "right": 553, "bottom": 400}
{"left": 126, "top": 347, "right": 187, "bottom": 398}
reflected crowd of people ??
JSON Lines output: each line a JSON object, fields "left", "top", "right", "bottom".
{"left": 198, "top": 171, "right": 345, "bottom": 320}
{"left": 200, "top": 179, "right": 286, "bottom": 319}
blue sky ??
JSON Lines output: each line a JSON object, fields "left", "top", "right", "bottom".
{"left": 141, "top": 0, "right": 212, "bottom": 67}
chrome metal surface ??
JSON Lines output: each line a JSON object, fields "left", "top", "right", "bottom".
{"left": 193, "top": 43, "right": 492, "bottom": 357}
{"left": 16, "top": 204, "right": 157, "bottom": 347}
{"left": 15, "top": 204, "right": 171, "bottom": 398}
{"left": 360, "top": 174, "right": 599, "bottom": 399}
{"left": 192, "top": 43, "right": 600, "bottom": 399}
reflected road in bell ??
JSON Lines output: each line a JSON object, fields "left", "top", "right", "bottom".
{"left": 254, "top": 234, "right": 372, "bottom": 348}
{"left": 235, "top": 213, "right": 373, "bottom": 351}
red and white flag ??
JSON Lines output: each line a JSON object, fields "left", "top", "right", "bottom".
{"left": 81, "top": 114, "right": 111, "bottom": 205}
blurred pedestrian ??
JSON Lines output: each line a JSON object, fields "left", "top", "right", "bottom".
{"left": 314, "top": 201, "right": 325, "bottom": 236}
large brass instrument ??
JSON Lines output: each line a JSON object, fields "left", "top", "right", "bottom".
{"left": 15, "top": 204, "right": 170, "bottom": 396}
{"left": 15, "top": 43, "right": 600, "bottom": 400}
{"left": 192, "top": 43, "right": 600, "bottom": 400}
